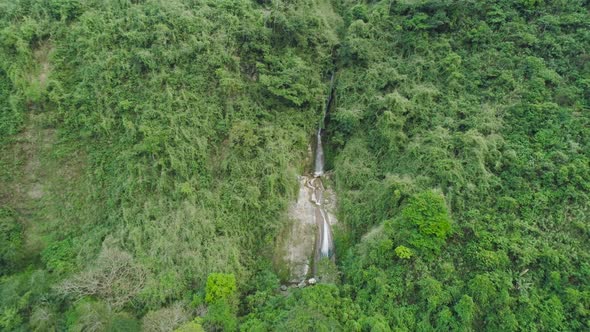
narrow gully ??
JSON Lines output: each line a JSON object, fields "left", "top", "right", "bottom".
{"left": 312, "top": 71, "right": 336, "bottom": 275}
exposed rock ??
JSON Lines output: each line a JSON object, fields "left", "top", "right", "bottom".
{"left": 322, "top": 177, "right": 339, "bottom": 226}
{"left": 277, "top": 175, "right": 317, "bottom": 283}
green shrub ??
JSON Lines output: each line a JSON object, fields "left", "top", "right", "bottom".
{"left": 0, "top": 208, "right": 22, "bottom": 274}
{"left": 40, "top": 238, "right": 76, "bottom": 274}
{"left": 394, "top": 245, "right": 413, "bottom": 260}
{"left": 392, "top": 190, "right": 452, "bottom": 257}
{"left": 205, "top": 273, "right": 237, "bottom": 305}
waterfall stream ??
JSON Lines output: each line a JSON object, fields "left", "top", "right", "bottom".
{"left": 280, "top": 71, "right": 337, "bottom": 283}
{"left": 313, "top": 72, "right": 335, "bottom": 265}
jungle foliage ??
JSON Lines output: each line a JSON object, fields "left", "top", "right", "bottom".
{"left": 0, "top": 0, "right": 589, "bottom": 331}
{"left": 326, "top": 0, "right": 590, "bottom": 330}
{"left": 0, "top": 0, "right": 339, "bottom": 330}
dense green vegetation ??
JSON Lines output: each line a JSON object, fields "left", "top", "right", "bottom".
{"left": 327, "top": 0, "right": 590, "bottom": 330}
{"left": 1, "top": 0, "right": 589, "bottom": 331}
{"left": 0, "top": 0, "right": 339, "bottom": 330}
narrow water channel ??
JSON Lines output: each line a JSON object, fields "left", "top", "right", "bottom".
{"left": 312, "top": 72, "right": 336, "bottom": 273}
{"left": 280, "top": 70, "right": 337, "bottom": 283}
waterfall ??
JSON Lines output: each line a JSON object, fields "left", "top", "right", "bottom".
{"left": 314, "top": 128, "right": 324, "bottom": 177}
{"left": 319, "top": 208, "right": 331, "bottom": 257}
{"left": 313, "top": 72, "right": 334, "bottom": 178}
{"left": 313, "top": 71, "right": 336, "bottom": 261}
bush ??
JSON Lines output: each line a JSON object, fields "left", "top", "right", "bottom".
{"left": 394, "top": 245, "right": 413, "bottom": 260}
{"left": 205, "top": 273, "right": 237, "bottom": 305}
{"left": 0, "top": 208, "right": 22, "bottom": 274}
{"left": 391, "top": 190, "right": 452, "bottom": 257}
{"left": 41, "top": 238, "right": 76, "bottom": 275}
{"left": 202, "top": 300, "right": 237, "bottom": 332}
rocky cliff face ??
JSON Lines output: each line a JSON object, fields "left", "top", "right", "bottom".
{"left": 275, "top": 172, "right": 338, "bottom": 283}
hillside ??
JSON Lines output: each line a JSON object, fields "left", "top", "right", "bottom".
{"left": 1, "top": 0, "right": 589, "bottom": 331}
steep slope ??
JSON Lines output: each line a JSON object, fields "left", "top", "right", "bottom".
{"left": 0, "top": 0, "right": 340, "bottom": 330}
{"left": 330, "top": 0, "right": 590, "bottom": 330}
{"left": 242, "top": 0, "right": 590, "bottom": 330}
{"left": 1, "top": 0, "right": 589, "bottom": 331}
